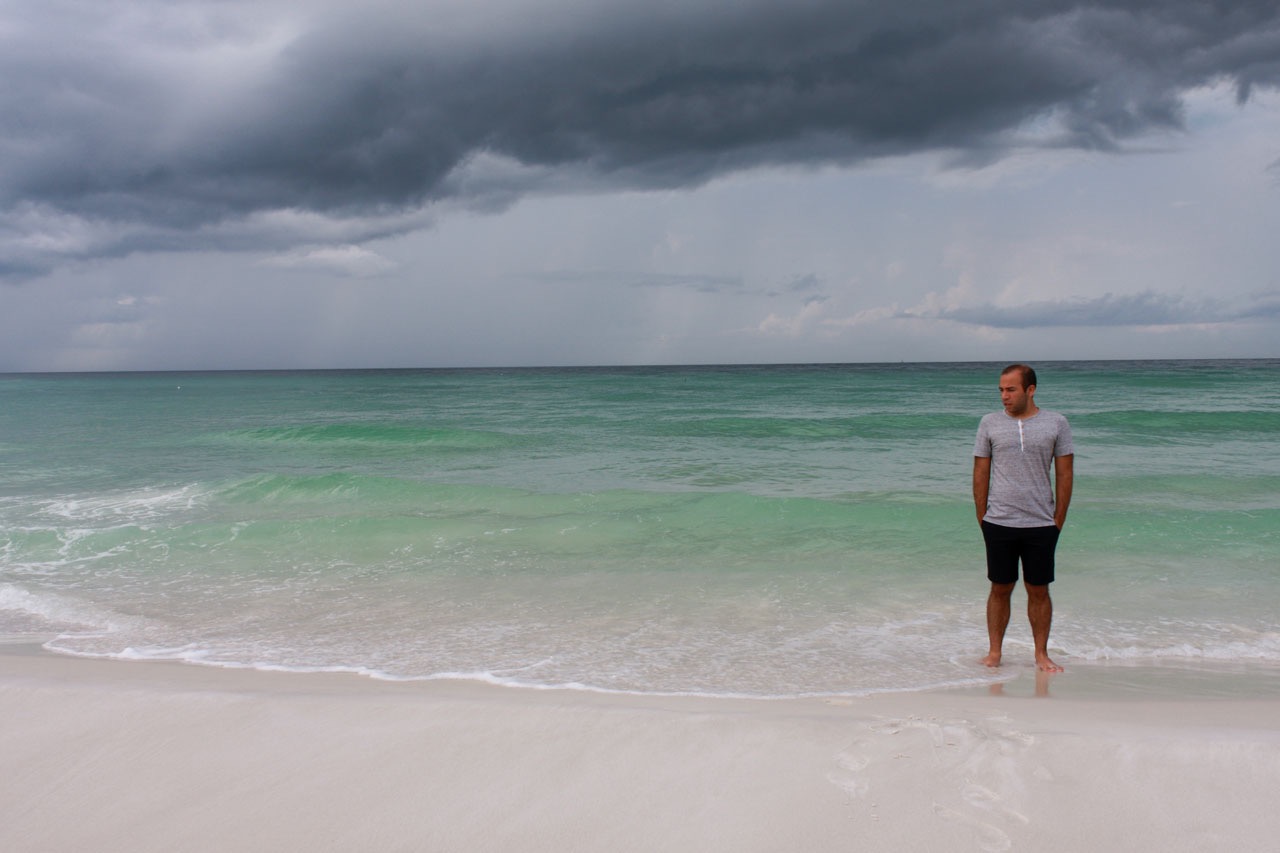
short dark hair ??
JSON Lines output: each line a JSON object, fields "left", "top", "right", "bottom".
{"left": 1001, "top": 363, "right": 1037, "bottom": 389}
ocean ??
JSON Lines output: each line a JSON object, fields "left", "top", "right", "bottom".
{"left": 2, "top": 361, "right": 1278, "bottom": 698}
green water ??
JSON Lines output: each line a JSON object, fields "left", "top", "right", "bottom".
{"left": 1, "top": 361, "right": 1277, "bottom": 696}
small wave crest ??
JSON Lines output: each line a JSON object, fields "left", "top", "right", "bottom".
{"left": 1063, "top": 635, "right": 1280, "bottom": 663}
{"left": 213, "top": 473, "right": 526, "bottom": 510}
{"left": 0, "top": 583, "right": 130, "bottom": 635}
{"left": 648, "top": 413, "right": 973, "bottom": 441}
{"left": 35, "top": 640, "right": 1009, "bottom": 701}
{"left": 226, "top": 423, "right": 521, "bottom": 451}
{"left": 37, "top": 485, "right": 204, "bottom": 525}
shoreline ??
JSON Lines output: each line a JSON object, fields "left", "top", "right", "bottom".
{"left": 4, "top": 643, "right": 1279, "bottom": 852}
{"left": 16, "top": 633, "right": 1280, "bottom": 703}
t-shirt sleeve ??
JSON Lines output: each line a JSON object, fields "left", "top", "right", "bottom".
{"left": 1054, "top": 416, "right": 1075, "bottom": 457}
{"left": 973, "top": 417, "right": 992, "bottom": 458}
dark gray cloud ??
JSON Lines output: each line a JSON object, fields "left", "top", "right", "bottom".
{"left": 901, "top": 289, "right": 1280, "bottom": 328}
{"left": 2, "top": 0, "right": 1279, "bottom": 278}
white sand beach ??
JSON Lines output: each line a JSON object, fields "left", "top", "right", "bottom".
{"left": 3, "top": 643, "right": 1277, "bottom": 853}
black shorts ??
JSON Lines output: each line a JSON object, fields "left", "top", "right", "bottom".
{"left": 981, "top": 521, "right": 1060, "bottom": 586}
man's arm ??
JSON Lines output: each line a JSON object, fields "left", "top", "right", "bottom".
{"left": 973, "top": 456, "right": 991, "bottom": 525}
{"left": 1053, "top": 454, "right": 1074, "bottom": 529}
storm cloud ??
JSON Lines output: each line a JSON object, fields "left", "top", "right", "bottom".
{"left": 3, "top": 0, "right": 1279, "bottom": 279}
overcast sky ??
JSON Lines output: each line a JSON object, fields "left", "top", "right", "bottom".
{"left": 2, "top": 0, "right": 1279, "bottom": 371}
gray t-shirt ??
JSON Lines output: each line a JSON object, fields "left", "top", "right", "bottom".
{"left": 974, "top": 410, "right": 1074, "bottom": 527}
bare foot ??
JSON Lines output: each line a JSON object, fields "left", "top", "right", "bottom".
{"left": 1036, "top": 654, "right": 1064, "bottom": 673}
{"left": 981, "top": 652, "right": 1002, "bottom": 667}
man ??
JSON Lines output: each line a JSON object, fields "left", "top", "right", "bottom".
{"left": 973, "top": 364, "right": 1074, "bottom": 673}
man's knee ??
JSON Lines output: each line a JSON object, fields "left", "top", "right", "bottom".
{"left": 1023, "top": 582, "right": 1051, "bottom": 601}
{"left": 989, "top": 582, "right": 1016, "bottom": 600}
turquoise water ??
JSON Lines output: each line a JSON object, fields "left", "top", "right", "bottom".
{"left": 1, "top": 361, "right": 1277, "bottom": 696}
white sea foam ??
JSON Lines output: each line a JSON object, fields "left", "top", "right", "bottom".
{"left": 35, "top": 639, "right": 1013, "bottom": 700}
{"left": 0, "top": 584, "right": 125, "bottom": 634}
{"left": 1064, "top": 636, "right": 1280, "bottom": 663}
{"left": 39, "top": 485, "right": 204, "bottom": 525}
{"left": 22, "top": 598, "right": 1280, "bottom": 699}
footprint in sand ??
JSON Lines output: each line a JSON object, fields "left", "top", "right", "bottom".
{"left": 830, "top": 715, "right": 1042, "bottom": 849}
{"left": 963, "top": 782, "right": 1030, "bottom": 825}
{"left": 932, "top": 802, "right": 1013, "bottom": 852}
{"left": 826, "top": 749, "right": 871, "bottom": 798}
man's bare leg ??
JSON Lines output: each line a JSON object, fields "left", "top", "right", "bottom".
{"left": 983, "top": 582, "right": 1015, "bottom": 666}
{"left": 1025, "top": 583, "right": 1063, "bottom": 672}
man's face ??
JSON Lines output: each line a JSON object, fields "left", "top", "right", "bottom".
{"left": 999, "top": 371, "right": 1034, "bottom": 417}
